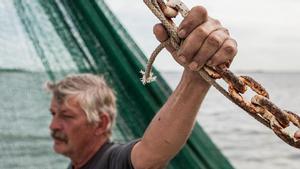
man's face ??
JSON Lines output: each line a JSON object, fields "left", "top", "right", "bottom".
{"left": 49, "top": 96, "right": 96, "bottom": 157}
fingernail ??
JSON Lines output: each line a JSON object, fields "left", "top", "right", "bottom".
{"left": 188, "top": 61, "right": 198, "bottom": 71}
{"left": 178, "top": 56, "right": 186, "bottom": 63}
{"left": 178, "top": 29, "right": 186, "bottom": 38}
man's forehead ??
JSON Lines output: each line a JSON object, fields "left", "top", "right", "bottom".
{"left": 50, "top": 96, "right": 83, "bottom": 114}
{"left": 50, "top": 96, "right": 73, "bottom": 110}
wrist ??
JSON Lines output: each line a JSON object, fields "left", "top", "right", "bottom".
{"left": 181, "top": 69, "right": 211, "bottom": 88}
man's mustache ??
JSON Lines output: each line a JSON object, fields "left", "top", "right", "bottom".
{"left": 51, "top": 130, "right": 68, "bottom": 143}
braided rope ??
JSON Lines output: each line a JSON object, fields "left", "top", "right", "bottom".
{"left": 141, "top": 40, "right": 171, "bottom": 84}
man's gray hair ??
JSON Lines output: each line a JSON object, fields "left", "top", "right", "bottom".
{"left": 46, "top": 73, "right": 117, "bottom": 136}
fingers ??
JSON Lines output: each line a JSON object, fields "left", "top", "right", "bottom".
{"left": 177, "top": 19, "right": 223, "bottom": 66}
{"left": 207, "top": 38, "right": 237, "bottom": 68}
{"left": 178, "top": 6, "right": 208, "bottom": 38}
{"left": 176, "top": 5, "right": 238, "bottom": 71}
{"left": 153, "top": 23, "right": 176, "bottom": 55}
{"left": 153, "top": 5, "right": 238, "bottom": 72}
{"left": 153, "top": 23, "right": 168, "bottom": 42}
{"left": 187, "top": 28, "right": 230, "bottom": 70}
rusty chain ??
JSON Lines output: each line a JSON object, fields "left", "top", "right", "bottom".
{"left": 142, "top": 0, "right": 300, "bottom": 148}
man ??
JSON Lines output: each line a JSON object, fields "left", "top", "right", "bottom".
{"left": 48, "top": 5, "right": 238, "bottom": 169}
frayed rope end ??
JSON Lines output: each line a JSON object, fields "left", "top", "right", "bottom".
{"left": 140, "top": 70, "right": 157, "bottom": 85}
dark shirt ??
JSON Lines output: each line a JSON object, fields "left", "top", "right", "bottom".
{"left": 67, "top": 140, "right": 138, "bottom": 169}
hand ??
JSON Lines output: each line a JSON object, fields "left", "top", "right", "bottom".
{"left": 153, "top": 6, "right": 237, "bottom": 78}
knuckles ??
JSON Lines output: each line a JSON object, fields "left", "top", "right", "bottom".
{"left": 207, "top": 34, "right": 221, "bottom": 47}
{"left": 194, "top": 26, "right": 209, "bottom": 38}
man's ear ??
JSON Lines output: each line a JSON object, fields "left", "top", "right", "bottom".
{"left": 94, "top": 113, "right": 111, "bottom": 136}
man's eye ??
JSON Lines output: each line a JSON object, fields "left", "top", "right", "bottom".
{"left": 62, "top": 115, "right": 73, "bottom": 119}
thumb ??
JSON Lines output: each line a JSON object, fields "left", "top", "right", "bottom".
{"left": 153, "top": 23, "right": 176, "bottom": 55}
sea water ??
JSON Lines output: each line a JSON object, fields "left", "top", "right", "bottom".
{"left": 0, "top": 71, "right": 299, "bottom": 169}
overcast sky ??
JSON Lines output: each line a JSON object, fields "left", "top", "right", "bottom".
{"left": 106, "top": 0, "right": 300, "bottom": 72}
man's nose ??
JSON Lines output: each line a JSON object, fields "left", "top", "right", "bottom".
{"left": 49, "top": 117, "right": 62, "bottom": 131}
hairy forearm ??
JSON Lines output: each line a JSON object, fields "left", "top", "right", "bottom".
{"left": 133, "top": 71, "right": 210, "bottom": 167}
